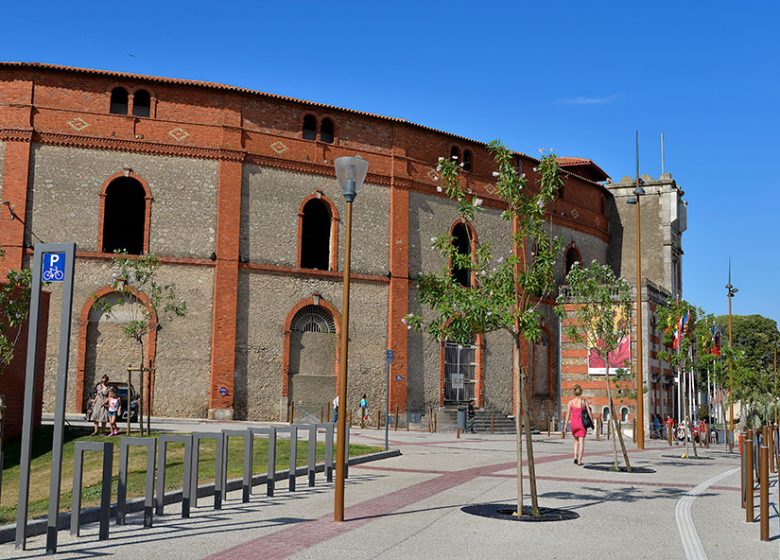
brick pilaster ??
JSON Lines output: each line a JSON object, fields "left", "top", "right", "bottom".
{"left": 208, "top": 156, "right": 242, "bottom": 418}
{"left": 0, "top": 138, "right": 33, "bottom": 275}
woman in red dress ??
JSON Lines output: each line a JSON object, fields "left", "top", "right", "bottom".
{"left": 563, "top": 384, "right": 592, "bottom": 465}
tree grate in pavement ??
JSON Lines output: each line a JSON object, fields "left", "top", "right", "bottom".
{"left": 461, "top": 503, "right": 580, "bottom": 522}
{"left": 582, "top": 463, "right": 656, "bottom": 473}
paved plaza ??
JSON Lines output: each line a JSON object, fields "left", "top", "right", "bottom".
{"left": 1, "top": 423, "right": 778, "bottom": 560}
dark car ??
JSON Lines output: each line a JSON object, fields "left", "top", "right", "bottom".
{"left": 111, "top": 382, "right": 139, "bottom": 422}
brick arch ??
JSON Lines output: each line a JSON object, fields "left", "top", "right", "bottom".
{"left": 129, "top": 86, "right": 157, "bottom": 119}
{"left": 296, "top": 192, "right": 340, "bottom": 271}
{"left": 97, "top": 170, "right": 153, "bottom": 255}
{"left": 74, "top": 285, "right": 158, "bottom": 412}
{"left": 106, "top": 83, "right": 130, "bottom": 114}
{"left": 281, "top": 296, "right": 342, "bottom": 400}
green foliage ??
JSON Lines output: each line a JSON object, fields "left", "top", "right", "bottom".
{"left": 407, "top": 143, "right": 563, "bottom": 344}
{"left": 713, "top": 314, "right": 779, "bottom": 378}
{"left": 0, "top": 265, "right": 32, "bottom": 374}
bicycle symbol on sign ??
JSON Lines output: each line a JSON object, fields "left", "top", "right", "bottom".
{"left": 42, "top": 267, "right": 65, "bottom": 282}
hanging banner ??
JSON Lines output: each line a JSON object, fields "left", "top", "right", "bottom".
{"left": 588, "top": 334, "right": 631, "bottom": 375}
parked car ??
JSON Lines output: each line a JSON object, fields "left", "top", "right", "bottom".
{"left": 112, "top": 382, "right": 139, "bottom": 422}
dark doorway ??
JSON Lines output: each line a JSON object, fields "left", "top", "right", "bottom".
{"left": 300, "top": 199, "right": 331, "bottom": 270}
{"left": 102, "top": 177, "right": 146, "bottom": 254}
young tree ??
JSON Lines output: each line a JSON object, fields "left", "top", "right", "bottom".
{"left": 408, "top": 142, "right": 563, "bottom": 517}
{"left": 558, "top": 262, "right": 633, "bottom": 471}
{"left": 101, "top": 252, "right": 187, "bottom": 434}
{"left": 657, "top": 299, "right": 701, "bottom": 458}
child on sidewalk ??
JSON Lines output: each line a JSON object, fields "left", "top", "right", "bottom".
{"left": 107, "top": 388, "right": 122, "bottom": 436}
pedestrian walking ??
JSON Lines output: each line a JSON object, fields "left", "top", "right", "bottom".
{"left": 563, "top": 384, "right": 591, "bottom": 465}
{"left": 467, "top": 399, "right": 476, "bottom": 433}
{"left": 90, "top": 375, "right": 111, "bottom": 435}
{"left": 332, "top": 395, "right": 339, "bottom": 424}
{"left": 106, "top": 388, "right": 122, "bottom": 436}
{"left": 359, "top": 394, "right": 368, "bottom": 426}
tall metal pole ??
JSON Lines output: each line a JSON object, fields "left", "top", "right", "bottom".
{"left": 334, "top": 199, "right": 353, "bottom": 522}
{"left": 634, "top": 131, "right": 645, "bottom": 449}
{"left": 384, "top": 351, "right": 390, "bottom": 451}
{"left": 727, "top": 260, "right": 736, "bottom": 446}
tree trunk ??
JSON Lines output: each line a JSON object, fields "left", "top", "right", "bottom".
{"left": 138, "top": 341, "right": 145, "bottom": 437}
{"left": 520, "top": 363, "right": 540, "bottom": 516}
{"left": 604, "top": 364, "right": 632, "bottom": 471}
{"left": 514, "top": 335, "right": 523, "bottom": 517}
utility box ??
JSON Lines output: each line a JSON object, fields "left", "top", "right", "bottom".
{"left": 457, "top": 407, "right": 467, "bottom": 430}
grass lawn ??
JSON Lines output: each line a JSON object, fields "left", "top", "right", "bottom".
{"left": 0, "top": 425, "right": 382, "bottom": 525}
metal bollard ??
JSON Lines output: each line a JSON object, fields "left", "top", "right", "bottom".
{"left": 71, "top": 442, "right": 113, "bottom": 540}
{"left": 741, "top": 433, "right": 746, "bottom": 509}
{"left": 547, "top": 417, "right": 551, "bottom": 437}
{"left": 632, "top": 419, "right": 636, "bottom": 443}
{"left": 746, "top": 432, "right": 754, "bottom": 522}
{"left": 344, "top": 424, "right": 351, "bottom": 479}
{"left": 760, "top": 445, "right": 769, "bottom": 541}
{"left": 307, "top": 425, "right": 317, "bottom": 487}
{"left": 275, "top": 425, "right": 299, "bottom": 491}
{"left": 191, "top": 432, "right": 225, "bottom": 510}
{"left": 221, "top": 429, "right": 253, "bottom": 503}
{"left": 318, "top": 422, "right": 335, "bottom": 482}
{"left": 156, "top": 434, "right": 193, "bottom": 517}
{"left": 117, "top": 437, "right": 156, "bottom": 527}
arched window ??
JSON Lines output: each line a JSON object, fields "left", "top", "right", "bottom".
{"left": 290, "top": 305, "right": 336, "bottom": 333}
{"left": 602, "top": 407, "right": 610, "bottom": 421}
{"left": 132, "top": 89, "right": 151, "bottom": 118}
{"left": 102, "top": 177, "right": 146, "bottom": 254}
{"left": 450, "top": 146, "right": 461, "bottom": 161}
{"left": 463, "top": 149, "right": 473, "bottom": 172}
{"left": 564, "top": 246, "right": 581, "bottom": 276}
{"left": 300, "top": 198, "right": 332, "bottom": 270}
{"left": 621, "top": 407, "right": 629, "bottom": 422}
{"left": 320, "top": 118, "right": 334, "bottom": 144}
{"left": 303, "top": 114, "right": 317, "bottom": 140}
{"left": 110, "top": 87, "right": 129, "bottom": 114}
{"left": 451, "top": 222, "right": 472, "bottom": 287}
{"left": 533, "top": 329, "right": 551, "bottom": 396}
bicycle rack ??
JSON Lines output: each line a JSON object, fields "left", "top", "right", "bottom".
{"left": 117, "top": 437, "right": 156, "bottom": 527}
{"left": 221, "top": 429, "right": 253, "bottom": 503}
{"left": 317, "top": 423, "right": 335, "bottom": 482}
{"left": 275, "top": 426, "right": 299, "bottom": 491}
{"left": 70, "top": 441, "right": 113, "bottom": 540}
{"left": 156, "top": 434, "right": 193, "bottom": 517}
{"left": 305, "top": 425, "right": 317, "bottom": 487}
{"left": 190, "top": 432, "right": 225, "bottom": 510}
{"left": 248, "top": 427, "right": 276, "bottom": 497}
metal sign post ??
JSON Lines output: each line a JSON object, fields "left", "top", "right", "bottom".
{"left": 14, "top": 243, "right": 76, "bottom": 552}
{"left": 385, "top": 349, "right": 393, "bottom": 451}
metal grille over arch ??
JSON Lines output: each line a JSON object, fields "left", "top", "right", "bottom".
{"left": 290, "top": 305, "right": 336, "bottom": 334}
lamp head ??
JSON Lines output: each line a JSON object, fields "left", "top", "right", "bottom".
{"left": 335, "top": 156, "right": 369, "bottom": 203}
{"left": 626, "top": 197, "right": 637, "bottom": 205}
{"left": 633, "top": 185, "right": 646, "bottom": 196}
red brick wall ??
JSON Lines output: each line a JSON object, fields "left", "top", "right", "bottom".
{"left": 1, "top": 289, "right": 50, "bottom": 440}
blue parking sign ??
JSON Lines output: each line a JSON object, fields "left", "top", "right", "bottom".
{"left": 41, "top": 252, "right": 66, "bottom": 283}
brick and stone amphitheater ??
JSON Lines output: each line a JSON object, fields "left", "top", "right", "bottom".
{"left": 0, "top": 63, "right": 686, "bottom": 429}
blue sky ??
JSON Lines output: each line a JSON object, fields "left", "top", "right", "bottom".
{"left": 3, "top": 1, "right": 778, "bottom": 323}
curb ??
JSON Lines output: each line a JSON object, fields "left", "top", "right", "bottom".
{"left": 0, "top": 448, "right": 401, "bottom": 544}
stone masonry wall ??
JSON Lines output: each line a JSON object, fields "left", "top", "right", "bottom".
{"left": 241, "top": 165, "right": 389, "bottom": 275}
{"left": 27, "top": 145, "right": 218, "bottom": 258}
{"left": 41, "top": 260, "right": 214, "bottom": 418}
{"left": 0, "top": 141, "right": 5, "bottom": 197}
{"left": 235, "top": 270, "right": 388, "bottom": 421}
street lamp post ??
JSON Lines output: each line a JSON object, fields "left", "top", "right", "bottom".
{"left": 333, "top": 156, "right": 368, "bottom": 522}
{"left": 626, "top": 131, "right": 645, "bottom": 449}
{"left": 726, "top": 260, "right": 738, "bottom": 452}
